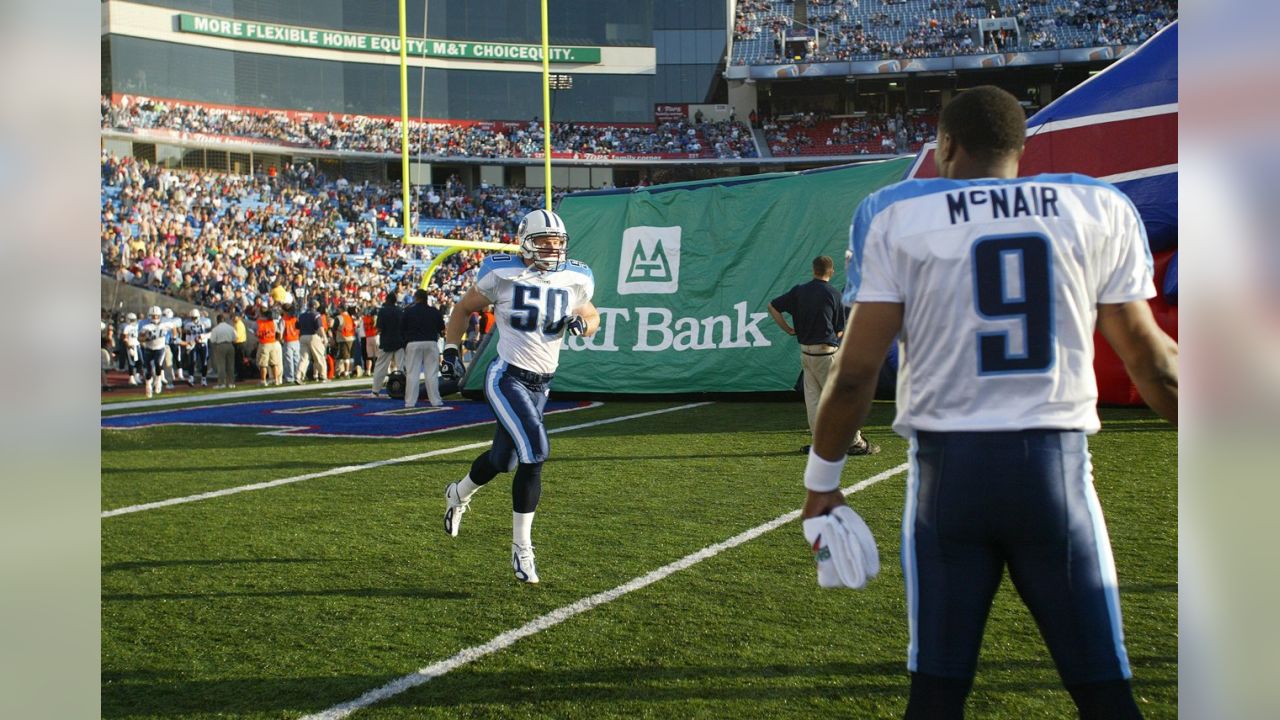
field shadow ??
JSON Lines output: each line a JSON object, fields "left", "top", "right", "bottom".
{"left": 102, "top": 460, "right": 329, "bottom": 475}
{"left": 103, "top": 587, "right": 470, "bottom": 602}
{"left": 1098, "top": 420, "right": 1178, "bottom": 434}
{"left": 103, "top": 557, "right": 331, "bottom": 572}
{"left": 1119, "top": 582, "right": 1178, "bottom": 594}
{"left": 100, "top": 655, "right": 1176, "bottom": 717}
{"left": 377, "top": 655, "right": 1176, "bottom": 709}
{"left": 101, "top": 673, "right": 391, "bottom": 718}
{"left": 550, "top": 450, "right": 810, "bottom": 462}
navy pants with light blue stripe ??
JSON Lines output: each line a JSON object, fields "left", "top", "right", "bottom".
{"left": 903, "top": 430, "right": 1132, "bottom": 686}
{"left": 483, "top": 359, "right": 551, "bottom": 469}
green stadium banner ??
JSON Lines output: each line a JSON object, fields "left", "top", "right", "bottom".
{"left": 177, "top": 13, "right": 603, "bottom": 64}
{"left": 464, "top": 157, "right": 913, "bottom": 394}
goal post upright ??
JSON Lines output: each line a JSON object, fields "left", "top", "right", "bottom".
{"left": 540, "top": 0, "right": 553, "bottom": 210}
{"left": 396, "top": 0, "right": 518, "bottom": 290}
{"left": 398, "top": 0, "right": 411, "bottom": 242}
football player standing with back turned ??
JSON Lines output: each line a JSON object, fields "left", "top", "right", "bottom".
{"left": 440, "top": 209, "right": 599, "bottom": 584}
{"left": 802, "top": 86, "right": 1177, "bottom": 718}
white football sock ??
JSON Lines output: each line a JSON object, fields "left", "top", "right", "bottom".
{"left": 513, "top": 511, "right": 535, "bottom": 548}
{"left": 456, "top": 475, "right": 482, "bottom": 501}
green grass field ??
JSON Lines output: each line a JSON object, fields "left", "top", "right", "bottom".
{"left": 102, "top": 394, "right": 1176, "bottom": 719}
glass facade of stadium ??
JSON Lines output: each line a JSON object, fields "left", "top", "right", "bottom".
{"left": 101, "top": 0, "right": 730, "bottom": 123}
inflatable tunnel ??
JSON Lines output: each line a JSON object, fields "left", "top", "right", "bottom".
{"left": 906, "top": 22, "right": 1178, "bottom": 406}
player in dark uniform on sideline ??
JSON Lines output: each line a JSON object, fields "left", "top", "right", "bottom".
{"left": 801, "top": 86, "right": 1178, "bottom": 719}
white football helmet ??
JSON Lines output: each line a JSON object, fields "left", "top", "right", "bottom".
{"left": 125, "top": 312, "right": 138, "bottom": 322}
{"left": 516, "top": 209, "right": 568, "bottom": 271}
{"left": 162, "top": 308, "right": 174, "bottom": 319}
{"left": 147, "top": 306, "right": 162, "bottom": 318}
{"left": 189, "top": 309, "right": 201, "bottom": 319}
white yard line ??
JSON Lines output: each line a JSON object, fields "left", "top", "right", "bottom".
{"left": 300, "top": 462, "right": 909, "bottom": 720}
{"left": 102, "top": 378, "right": 369, "bottom": 412}
{"left": 101, "top": 402, "right": 713, "bottom": 518}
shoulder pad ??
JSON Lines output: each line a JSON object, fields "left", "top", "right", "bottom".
{"left": 478, "top": 254, "right": 517, "bottom": 282}
{"left": 562, "top": 259, "right": 593, "bottom": 280}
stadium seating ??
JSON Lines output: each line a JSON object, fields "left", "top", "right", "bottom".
{"left": 731, "top": 0, "right": 1178, "bottom": 64}
{"left": 99, "top": 151, "right": 551, "bottom": 314}
{"left": 102, "top": 97, "right": 759, "bottom": 160}
{"left": 764, "top": 112, "right": 936, "bottom": 156}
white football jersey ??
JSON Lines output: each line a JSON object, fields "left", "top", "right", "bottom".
{"left": 138, "top": 320, "right": 167, "bottom": 350}
{"left": 122, "top": 323, "right": 139, "bottom": 347}
{"left": 476, "top": 254, "right": 594, "bottom": 375}
{"left": 184, "top": 320, "right": 209, "bottom": 345}
{"left": 846, "top": 173, "right": 1155, "bottom": 436}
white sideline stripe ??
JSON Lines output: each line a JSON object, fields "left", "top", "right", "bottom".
{"left": 102, "top": 378, "right": 368, "bottom": 412}
{"left": 300, "top": 462, "right": 909, "bottom": 720}
{"left": 101, "top": 402, "right": 712, "bottom": 518}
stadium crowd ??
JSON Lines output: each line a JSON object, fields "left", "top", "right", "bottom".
{"left": 732, "top": 0, "right": 1177, "bottom": 64}
{"left": 102, "top": 96, "right": 758, "bottom": 160}
{"left": 763, "top": 111, "right": 937, "bottom": 156}
{"left": 99, "top": 151, "right": 560, "bottom": 309}
{"left": 98, "top": 149, "right": 562, "bottom": 389}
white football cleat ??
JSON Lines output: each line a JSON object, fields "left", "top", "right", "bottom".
{"left": 443, "top": 482, "right": 469, "bottom": 537}
{"left": 512, "top": 543, "right": 539, "bottom": 584}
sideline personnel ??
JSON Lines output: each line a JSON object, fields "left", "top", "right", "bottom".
{"left": 769, "top": 255, "right": 878, "bottom": 456}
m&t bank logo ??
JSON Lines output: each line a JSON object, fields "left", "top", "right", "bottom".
{"left": 617, "top": 226, "right": 681, "bottom": 295}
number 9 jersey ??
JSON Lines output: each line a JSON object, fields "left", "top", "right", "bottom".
{"left": 845, "top": 173, "right": 1155, "bottom": 436}
{"left": 475, "top": 254, "right": 595, "bottom": 376}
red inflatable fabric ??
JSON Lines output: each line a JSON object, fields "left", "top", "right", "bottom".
{"left": 1094, "top": 248, "right": 1178, "bottom": 405}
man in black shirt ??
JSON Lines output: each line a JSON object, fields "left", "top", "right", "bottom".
{"left": 370, "top": 293, "right": 406, "bottom": 396}
{"left": 399, "top": 289, "right": 446, "bottom": 408}
{"left": 769, "top": 256, "right": 879, "bottom": 456}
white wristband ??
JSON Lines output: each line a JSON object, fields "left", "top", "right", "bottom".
{"left": 804, "top": 448, "right": 847, "bottom": 492}
{"left": 444, "top": 343, "right": 459, "bottom": 352}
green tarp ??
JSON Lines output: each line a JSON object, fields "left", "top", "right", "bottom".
{"left": 464, "top": 157, "right": 912, "bottom": 393}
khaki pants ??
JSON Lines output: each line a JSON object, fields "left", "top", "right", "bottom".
{"left": 800, "top": 344, "right": 838, "bottom": 432}
{"left": 211, "top": 342, "right": 235, "bottom": 385}
{"left": 371, "top": 347, "right": 404, "bottom": 393}
{"left": 402, "top": 340, "right": 441, "bottom": 407}
{"left": 256, "top": 341, "right": 283, "bottom": 374}
{"left": 299, "top": 334, "right": 327, "bottom": 381}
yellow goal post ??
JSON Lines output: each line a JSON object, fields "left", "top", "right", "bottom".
{"left": 396, "top": 0, "right": 556, "bottom": 288}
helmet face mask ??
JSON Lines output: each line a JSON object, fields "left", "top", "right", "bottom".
{"left": 517, "top": 210, "right": 569, "bottom": 271}
{"left": 522, "top": 233, "right": 567, "bottom": 271}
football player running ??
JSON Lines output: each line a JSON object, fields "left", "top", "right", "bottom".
{"left": 138, "top": 306, "right": 168, "bottom": 398}
{"left": 440, "top": 209, "right": 599, "bottom": 584}
{"left": 121, "top": 312, "right": 141, "bottom": 386}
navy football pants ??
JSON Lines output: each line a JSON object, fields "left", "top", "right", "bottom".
{"left": 903, "top": 430, "right": 1132, "bottom": 686}
{"left": 483, "top": 359, "right": 551, "bottom": 469}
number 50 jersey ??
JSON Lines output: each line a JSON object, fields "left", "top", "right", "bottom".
{"left": 475, "top": 254, "right": 595, "bottom": 375}
{"left": 846, "top": 173, "right": 1155, "bottom": 436}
